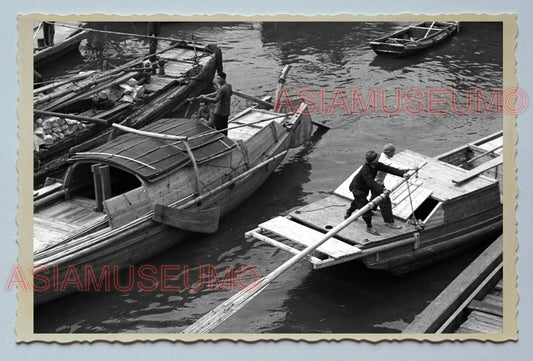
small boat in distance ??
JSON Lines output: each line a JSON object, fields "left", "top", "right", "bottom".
{"left": 32, "top": 67, "right": 313, "bottom": 305}
{"left": 246, "top": 131, "right": 503, "bottom": 275}
{"left": 369, "top": 21, "right": 459, "bottom": 57}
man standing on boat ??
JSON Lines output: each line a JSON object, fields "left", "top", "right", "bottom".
{"left": 199, "top": 72, "right": 233, "bottom": 136}
{"left": 345, "top": 150, "right": 412, "bottom": 236}
{"left": 375, "top": 143, "right": 396, "bottom": 185}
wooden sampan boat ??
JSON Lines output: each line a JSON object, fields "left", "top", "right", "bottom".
{"left": 32, "top": 79, "right": 313, "bottom": 305}
{"left": 246, "top": 131, "right": 503, "bottom": 275}
{"left": 369, "top": 21, "right": 459, "bottom": 57}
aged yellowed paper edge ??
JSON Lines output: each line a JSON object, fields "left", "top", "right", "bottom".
{"left": 16, "top": 13, "right": 518, "bottom": 343}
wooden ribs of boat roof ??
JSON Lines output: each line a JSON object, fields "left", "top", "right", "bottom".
{"left": 72, "top": 118, "right": 235, "bottom": 180}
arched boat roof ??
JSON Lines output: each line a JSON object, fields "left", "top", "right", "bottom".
{"left": 70, "top": 118, "right": 235, "bottom": 181}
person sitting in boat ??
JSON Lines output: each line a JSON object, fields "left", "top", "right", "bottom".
{"left": 198, "top": 71, "right": 233, "bottom": 136}
{"left": 345, "top": 150, "right": 412, "bottom": 236}
{"left": 192, "top": 99, "right": 213, "bottom": 127}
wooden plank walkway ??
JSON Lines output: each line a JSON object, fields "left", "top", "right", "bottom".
{"left": 403, "top": 235, "right": 503, "bottom": 334}
{"left": 457, "top": 279, "right": 503, "bottom": 333}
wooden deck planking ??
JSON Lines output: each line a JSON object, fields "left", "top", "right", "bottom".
{"left": 142, "top": 76, "right": 176, "bottom": 92}
{"left": 394, "top": 151, "right": 496, "bottom": 201}
{"left": 228, "top": 125, "right": 259, "bottom": 141}
{"left": 467, "top": 299, "right": 503, "bottom": 317}
{"left": 164, "top": 62, "right": 196, "bottom": 77}
{"left": 233, "top": 111, "right": 281, "bottom": 127}
{"left": 34, "top": 197, "right": 107, "bottom": 252}
{"left": 258, "top": 216, "right": 360, "bottom": 259}
{"left": 288, "top": 195, "right": 412, "bottom": 247}
{"left": 394, "top": 187, "right": 433, "bottom": 219}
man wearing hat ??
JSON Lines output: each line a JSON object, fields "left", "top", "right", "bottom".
{"left": 345, "top": 150, "right": 411, "bottom": 236}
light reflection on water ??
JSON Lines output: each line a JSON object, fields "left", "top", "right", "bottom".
{"left": 35, "top": 21, "right": 502, "bottom": 334}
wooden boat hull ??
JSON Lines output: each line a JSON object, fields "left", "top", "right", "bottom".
{"left": 34, "top": 22, "right": 88, "bottom": 68}
{"left": 369, "top": 22, "right": 458, "bottom": 57}
{"left": 33, "top": 104, "right": 312, "bottom": 306}
{"left": 360, "top": 210, "right": 502, "bottom": 275}
{"left": 34, "top": 43, "right": 222, "bottom": 185}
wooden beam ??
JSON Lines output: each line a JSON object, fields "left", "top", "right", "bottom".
{"left": 111, "top": 123, "right": 188, "bottom": 141}
{"left": 91, "top": 164, "right": 103, "bottom": 212}
{"left": 100, "top": 165, "right": 112, "bottom": 201}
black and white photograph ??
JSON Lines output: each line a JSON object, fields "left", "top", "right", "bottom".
{"left": 17, "top": 16, "right": 515, "bottom": 341}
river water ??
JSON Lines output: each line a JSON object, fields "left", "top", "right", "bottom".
{"left": 34, "top": 21, "right": 502, "bottom": 333}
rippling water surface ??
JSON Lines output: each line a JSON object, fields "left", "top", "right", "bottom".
{"left": 35, "top": 21, "right": 502, "bottom": 333}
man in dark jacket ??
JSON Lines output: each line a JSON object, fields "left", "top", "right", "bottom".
{"left": 345, "top": 150, "right": 412, "bottom": 235}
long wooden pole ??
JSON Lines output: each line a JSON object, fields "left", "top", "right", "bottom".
{"left": 232, "top": 90, "right": 274, "bottom": 109}
{"left": 111, "top": 123, "right": 187, "bottom": 141}
{"left": 33, "top": 109, "right": 109, "bottom": 126}
{"left": 182, "top": 162, "right": 427, "bottom": 333}
{"left": 54, "top": 22, "right": 207, "bottom": 46}
{"left": 33, "top": 71, "right": 98, "bottom": 95}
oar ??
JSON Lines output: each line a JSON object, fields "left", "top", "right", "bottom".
{"left": 424, "top": 21, "right": 436, "bottom": 38}
{"left": 182, "top": 161, "right": 427, "bottom": 333}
